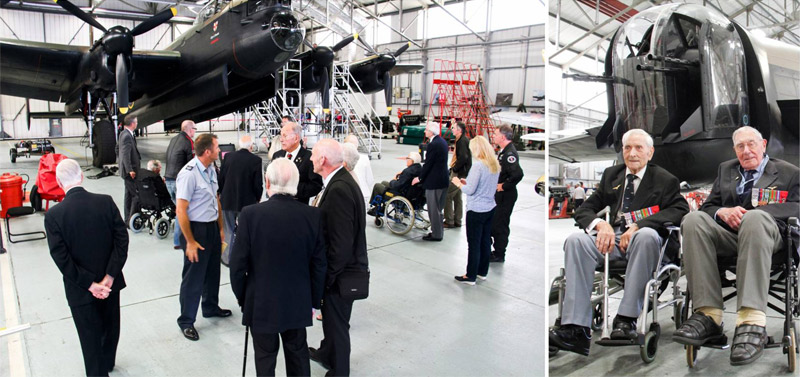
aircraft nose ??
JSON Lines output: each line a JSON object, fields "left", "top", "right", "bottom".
{"left": 268, "top": 11, "right": 305, "bottom": 52}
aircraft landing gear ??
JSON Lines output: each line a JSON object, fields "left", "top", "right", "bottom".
{"left": 92, "top": 120, "right": 116, "bottom": 168}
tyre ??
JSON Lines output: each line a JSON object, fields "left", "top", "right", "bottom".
{"left": 673, "top": 301, "right": 684, "bottom": 329}
{"left": 640, "top": 330, "right": 658, "bottom": 364}
{"left": 10, "top": 148, "right": 16, "bottom": 163}
{"left": 129, "top": 213, "right": 145, "bottom": 233}
{"left": 30, "top": 185, "right": 42, "bottom": 212}
{"left": 374, "top": 217, "right": 384, "bottom": 228}
{"left": 788, "top": 328, "right": 797, "bottom": 373}
{"left": 155, "top": 217, "right": 170, "bottom": 239}
{"left": 384, "top": 196, "right": 415, "bottom": 235}
{"left": 92, "top": 120, "right": 117, "bottom": 168}
{"left": 686, "top": 344, "right": 698, "bottom": 368}
{"left": 591, "top": 302, "right": 604, "bottom": 332}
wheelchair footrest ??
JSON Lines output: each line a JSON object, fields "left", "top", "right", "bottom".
{"left": 764, "top": 336, "right": 779, "bottom": 349}
{"left": 595, "top": 338, "right": 640, "bottom": 347}
{"left": 697, "top": 335, "right": 730, "bottom": 349}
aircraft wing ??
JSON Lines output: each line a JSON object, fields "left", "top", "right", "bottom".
{"left": 0, "top": 39, "right": 85, "bottom": 102}
{"left": 491, "top": 111, "right": 544, "bottom": 130}
{"left": 549, "top": 126, "right": 618, "bottom": 163}
{"left": 390, "top": 63, "right": 423, "bottom": 76}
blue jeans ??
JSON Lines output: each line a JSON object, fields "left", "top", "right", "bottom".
{"left": 165, "top": 178, "right": 182, "bottom": 247}
{"left": 465, "top": 209, "right": 495, "bottom": 280}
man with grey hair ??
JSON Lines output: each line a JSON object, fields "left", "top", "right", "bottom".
{"left": 147, "top": 159, "right": 162, "bottom": 176}
{"left": 342, "top": 142, "right": 361, "bottom": 181}
{"left": 272, "top": 122, "right": 323, "bottom": 204}
{"left": 230, "top": 158, "right": 326, "bottom": 376}
{"left": 412, "top": 122, "right": 450, "bottom": 241}
{"left": 550, "top": 129, "right": 688, "bottom": 356}
{"left": 490, "top": 124, "right": 525, "bottom": 261}
{"left": 344, "top": 135, "right": 375, "bottom": 204}
{"left": 118, "top": 116, "right": 141, "bottom": 223}
{"left": 45, "top": 159, "right": 128, "bottom": 376}
{"left": 166, "top": 120, "right": 197, "bottom": 249}
{"left": 308, "top": 139, "right": 368, "bottom": 376}
{"left": 368, "top": 151, "right": 423, "bottom": 206}
{"left": 675, "top": 126, "right": 799, "bottom": 365}
{"left": 218, "top": 134, "right": 263, "bottom": 266}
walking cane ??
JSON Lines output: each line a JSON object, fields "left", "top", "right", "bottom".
{"left": 242, "top": 326, "right": 249, "bottom": 377}
{"left": 596, "top": 206, "right": 612, "bottom": 340}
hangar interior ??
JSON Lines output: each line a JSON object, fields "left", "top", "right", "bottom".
{"left": 547, "top": 0, "right": 800, "bottom": 376}
{"left": 0, "top": 0, "right": 545, "bottom": 376}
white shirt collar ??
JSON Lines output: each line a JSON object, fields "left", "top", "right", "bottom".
{"left": 127, "top": 128, "right": 135, "bottom": 137}
{"left": 625, "top": 164, "right": 647, "bottom": 181}
{"left": 286, "top": 145, "right": 301, "bottom": 159}
{"left": 323, "top": 166, "right": 344, "bottom": 188}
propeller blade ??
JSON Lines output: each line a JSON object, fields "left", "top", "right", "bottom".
{"left": 393, "top": 42, "right": 411, "bottom": 57}
{"left": 54, "top": 0, "right": 107, "bottom": 32}
{"left": 131, "top": 7, "right": 176, "bottom": 36}
{"left": 357, "top": 37, "right": 378, "bottom": 56}
{"left": 320, "top": 66, "right": 330, "bottom": 111}
{"left": 332, "top": 34, "right": 356, "bottom": 52}
{"left": 303, "top": 39, "right": 314, "bottom": 49}
{"left": 383, "top": 71, "right": 392, "bottom": 113}
{"left": 116, "top": 56, "right": 130, "bottom": 113}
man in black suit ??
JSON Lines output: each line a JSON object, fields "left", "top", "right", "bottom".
{"left": 230, "top": 158, "right": 327, "bottom": 376}
{"left": 219, "top": 135, "right": 263, "bottom": 266}
{"left": 549, "top": 129, "right": 688, "bottom": 356}
{"left": 412, "top": 122, "right": 450, "bottom": 241}
{"left": 308, "top": 139, "right": 368, "bottom": 376}
{"left": 118, "top": 116, "right": 141, "bottom": 222}
{"left": 444, "top": 121, "right": 471, "bottom": 228}
{"left": 272, "top": 122, "right": 323, "bottom": 204}
{"left": 675, "top": 126, "right": 800, "bottom": 365}
{"left": 44, "top": 159, "right": 128, "bottom": 376}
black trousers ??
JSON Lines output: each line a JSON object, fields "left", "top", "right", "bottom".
{"left": 465, "top": 209, "right": 495, "bottom": 279}
{"left": 252, "top": 328, "right": 310, "bottom": 376}
{"left": 177, "top": 221, "right": 222, "bottom": 328}
{"left": 122, "top": 176, "right": 138, "bottom": 222}
{"left": 316, "top": 290, "right": 354, "bottom": 376}
{"left": 491, "top": 189, "right": 518, "bottom": 258}
{"left": 69, "top": 291, "right": 121, "bottom": 377}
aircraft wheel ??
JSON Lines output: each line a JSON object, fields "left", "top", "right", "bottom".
{"left": 640, "top": 330, "right": 659, "bottom": 364}
{"left": 92, "top": 120, "right": 116, "bottom": 168}
{"left": 30, "top": 185, "right": 42, "bottom": 212}
{"left": 10, "top": 148, "right": 17, "bottom": 163}
{"left": 129, "top": 213, "right": 145, "bottom": 233}
{"left": 155, "top": 218, "right": 170, "bottom": 239}
{"left": 686, "top": 345, "right": 698, "bottom": 368}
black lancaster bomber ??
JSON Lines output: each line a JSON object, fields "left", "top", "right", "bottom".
{"left": 0, "top": 0, "right": 305, "bottom": 167}
{"left": 552, "top": 3, "right": 799, "bottom": 186}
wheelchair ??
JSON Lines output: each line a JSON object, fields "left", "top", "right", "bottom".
{"left": 679, "top": 217, "right": 799, "bottom": 372}
{"left": 129, "top": 170, "right": 176, "bottom": 239}
{"left": 549, "top": 208, "right": 684, "bottom": 363}
{"left": 368, "top": 184, "right": 431, "bottom": 236}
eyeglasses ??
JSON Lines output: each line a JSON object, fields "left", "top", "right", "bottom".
{"left": 734, "top": 140, "right": 760, "bottom": 152}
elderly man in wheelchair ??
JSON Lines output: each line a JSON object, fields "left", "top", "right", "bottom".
{"left": 549, "top": 130, "right": 689, "bottom": 358}
{"left": 675, "top": 126, "right": 800, "bottom": 367}
{"left": 367, "top": 151, "right": 429, "bottom": 235}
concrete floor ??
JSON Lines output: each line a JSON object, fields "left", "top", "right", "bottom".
{"left": 0, "top": 131, "right": 545, "bottom": 377}
{"left": 547, "top": 217, "right": 798, "bottom": 376}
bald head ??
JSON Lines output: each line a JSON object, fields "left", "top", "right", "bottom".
{"left": 239, "top": 135, "right": 253, "bottom": 150}
{"left": 310, "top": 138, "right": 344, "bottom": 178}
{"left": 181, "top": 120, "right": 196, "bottom": 138}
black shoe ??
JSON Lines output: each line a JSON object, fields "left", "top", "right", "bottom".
{"left": 182, "top": 326, "right": 199, "bottom": 341}
{"left": 549, "top": 325, "right": 591, "bottom": 356}
{"left": 730, "top": 324, "right": 768, "bottom": 365}
{"left": 367, "top": 207, "right": 377, "bottom": 216}
{"left": 490, "top": 254, "right": 505, "bottom": 263}
{"left": 454, "top": 275, "right": 476, "bottom": 286}
{"left": 173, "top": 245, "right": 181, "bottom": 250}
{"left": 309, "top": 347, "right": 331, "bottom": 370}
{"left": 673, "top": 312, "right": 724, "bottom": 346}
{"left": 422, "top": 233, "right": 442, "bottom": 241}
{"left": 202, "top": 308, "right": 233, "bottom": 318}
{"left": 610, "top": 315, "right": 637, "bottom": 340}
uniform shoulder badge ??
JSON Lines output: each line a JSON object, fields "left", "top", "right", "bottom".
{"left": 507, "top": 155, "right": 517, "bottom": 164}
{"left": 185, "top": 165, "right": 194, "bottom": 171}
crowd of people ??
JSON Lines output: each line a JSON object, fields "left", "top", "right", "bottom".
{"left": 44, "top": 118, "right": 527, "bottom": 376}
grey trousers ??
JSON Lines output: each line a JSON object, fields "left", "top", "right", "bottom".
{"left": 426, "top": 188, "right": 447, "bottom": 239}
{"left": 562, "top": 227, "right": 662, "bottom": 327}
{"left": 221, "top": 210, "right": 239, "bottom": 265}
{"left": 444, "top": 172, "right": 464, "bottom": 226}
{"left": 681, "top": 210, "right": 782, "bottom": 312}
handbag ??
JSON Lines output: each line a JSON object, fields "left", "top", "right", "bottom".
{"left": 337, "top": 268, "right": 370, "bottom": 300}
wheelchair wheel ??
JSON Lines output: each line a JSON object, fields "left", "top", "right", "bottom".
{"left": 591, "top": 302, "right": 604, "bottom": 332}
{"left": 384, "top": 196, "right": 414, "bottom": 235}
{"left": 686, "top": 345, "right": 698, "bottom": 368}
{"left": 374, "top": 217, "right": 384, "bottom": 228}
{"left": 155, "top": 218, "right": 170, "bottom": 239}
{"left": 549, "top": 346, "right": 559, "bottom": 357}
{"left": 674, "top": 301, "right": 684, "bottom": 329}
{"left": 788, "top": 329, "right": 797, "bottom": 373}
{"left": 640, "top": 330, "right": 659, "bottom": 364}
{"left": 129, "top": 213, "right": 145, "bottom": 233}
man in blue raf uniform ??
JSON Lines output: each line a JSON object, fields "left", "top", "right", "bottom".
{"left": 490, "top": 124, "right": 524, "bottom": 262}
{"left": 175, "top": 133, "right": 232, "bottom": 341}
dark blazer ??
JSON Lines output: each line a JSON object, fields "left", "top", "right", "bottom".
{"left": 165, "top": 131, "right": 193, "bottom": 179}
{"left": 272, "top": 147, "right": 323, "bottom": 204}
{"left": 118, "top": 129, "right": 140, "bottom": 177}
{"left": 389, "top": 163, "right": 422, "bottom": 193}
{"left": 574, "top": 163, "right": 689, "bottom": 235}
{"left": 418, "top": 135, "right": 449, "bottom": 190}
{"left": 44, "top": 187, "right": 128, "bottom": 307}
{"left": 230, "top": 195, "right": 327, "bottom": 334}
{"left": 318, "top": 168, "right": 368, "bottom": 288}
{"left": 700, "top": 158, "right": 799, "bottom": 224}
{"left": 452, "top": 135, "right": 472, "bottom": 178}
{"left": 219, "top": 149, "right": 263, "bottom": 212}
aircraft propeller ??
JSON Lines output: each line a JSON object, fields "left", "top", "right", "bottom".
{"left": 383, "top": 42, "right": 411, "bottom": 112}
{"left": 53, "top": 0, "right": 176, "bottom": 114}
